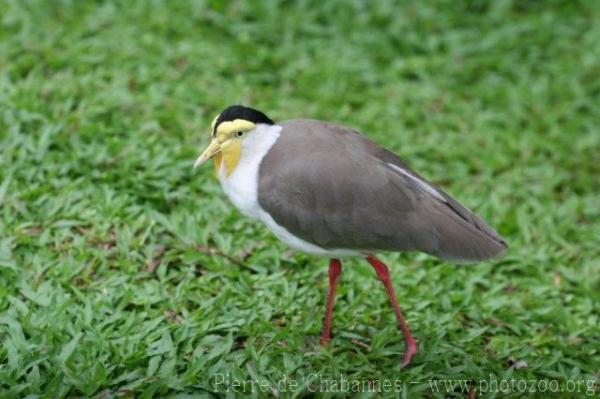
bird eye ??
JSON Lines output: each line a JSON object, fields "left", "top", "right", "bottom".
{"left": 235, "top": 131, "right": 244, "bottom": 138}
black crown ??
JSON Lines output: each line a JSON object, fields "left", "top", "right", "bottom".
{"left": 213, "top": 105, "right": 274, "bottom": 134}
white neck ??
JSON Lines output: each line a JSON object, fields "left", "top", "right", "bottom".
{"left": 217, "top": 124, "right": 282, "bottom": 219}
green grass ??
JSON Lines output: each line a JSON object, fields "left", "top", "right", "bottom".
{"left": 1, "top": 0, "right": 599, "bottom": 397}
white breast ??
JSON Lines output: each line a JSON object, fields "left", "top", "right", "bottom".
{"left": 218, "top": 124, "right": 361, "bottom": 258}
{"left": 218, "top": 124, "right": 280, "bottom": 220}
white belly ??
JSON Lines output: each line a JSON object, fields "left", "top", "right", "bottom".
{"left": 217, "top": 124, "right": 361, "bottom": 258}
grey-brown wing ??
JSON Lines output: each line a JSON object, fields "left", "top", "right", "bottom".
{"left": 258, "top": 119, "right": 507, "bottom": 263}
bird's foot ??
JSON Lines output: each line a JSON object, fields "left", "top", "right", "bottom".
{"left": 400, "top": 337, "right": 418, "bottom": 368}
{"left": 319, "top": 335, "right": 331, "bottom": 347}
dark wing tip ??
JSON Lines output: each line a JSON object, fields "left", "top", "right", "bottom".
{"left": 385, "top": 161, "right": 509, "bottom": 264}
{"left": 435, "top": 215, "right": 509, "bottom": 264}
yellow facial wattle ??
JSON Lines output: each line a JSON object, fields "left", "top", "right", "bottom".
{"left": 213, "top": 152, "right": 222, "bottom": 175}
{"left": 218, "top": 140, "right": 242, "bottom": 176}
{"left": 196, "top": 117, "right": 255, "bottom": 176}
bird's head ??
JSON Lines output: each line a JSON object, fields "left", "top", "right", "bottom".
{"left": 194, "top": 105, "right": 274, "bottom": 175}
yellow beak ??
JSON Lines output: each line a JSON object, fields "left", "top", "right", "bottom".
{"left": 194, "top": 138, "right": 221, "bottom": 168}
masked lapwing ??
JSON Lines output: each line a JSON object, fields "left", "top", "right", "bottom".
{"left": 194, "top": 105, "right": 507, "bottom": 367}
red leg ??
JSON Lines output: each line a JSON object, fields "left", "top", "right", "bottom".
{"left": 365, "top": 255, "right": 418, "bottom": 368}
{"left": 320, "top": 258, "right": 342, "bottom": 346}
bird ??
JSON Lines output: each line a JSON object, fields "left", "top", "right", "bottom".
{"left": 194, "top": 104, "right": 507, "bottom": 368}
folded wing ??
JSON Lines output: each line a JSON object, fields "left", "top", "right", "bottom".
{"left": 258, "top": 120, "right": 507, "bottom": 263}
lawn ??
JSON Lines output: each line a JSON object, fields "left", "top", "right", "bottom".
{"left": 1, "top": 0, "right": 599, "bottom": 397}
